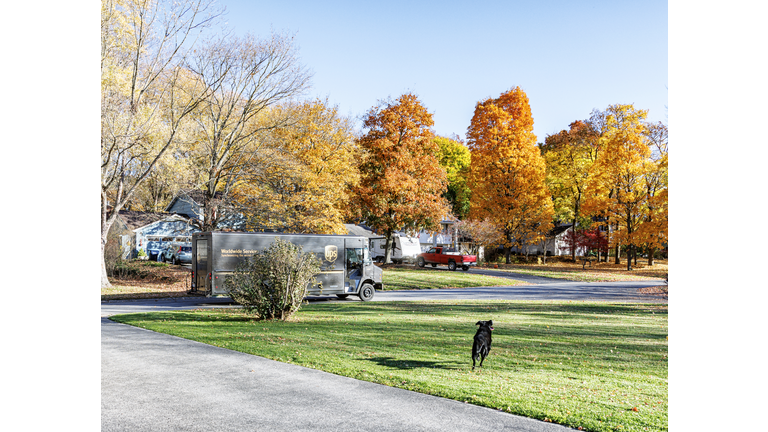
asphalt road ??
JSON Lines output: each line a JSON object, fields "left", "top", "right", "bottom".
{"left": 102, "top": 316, "right": 574, "bottom": 432}
{"left": 102, "top": 276, "right": 666, "bottom": 431}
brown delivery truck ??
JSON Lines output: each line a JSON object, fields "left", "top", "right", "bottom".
{"left": 190, "top": 232, "right": 383, "bottom": 301}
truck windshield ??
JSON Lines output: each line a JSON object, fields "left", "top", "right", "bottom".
{"left": 347, "top": 248, "right": 364, "bottom": 266}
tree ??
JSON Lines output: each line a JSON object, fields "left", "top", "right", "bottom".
{"left": 562, "top": 227, "right": 609, "bottom": 259}
{"left": 454, "top": 219, "right": 503, "bottom": 257}
{"left": 540, "top": 120, "right": 600, "bottom": 262}
{"left": 101, "top": 0, "right": 220, "bottom": 288}
{"left": 225, "top": 238, "right": 321, "bottom": 320}
{"left": 185, "top": 31, "right": 312, "bottom": 232}
{"left": 636, "top": 121, "right": 668, "bottom": 265}
{"left": 229, "top": 99, "right": 360, "bottom": 234}
{"left": 466, "top": 87, "right": 554, "bottom": 263}
{"left": 581, "top": 104, "right": 651, "bottom": 270}
{"left": 349, "top": 93, "right": 450, "bottom": 263}
{"left": 435, "top": 136, "right": 472, "bottom": 219}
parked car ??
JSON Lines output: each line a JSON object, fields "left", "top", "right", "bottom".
{"left": 162, "top": 244, "right": 192, "bottom": 265}
{"left": 148, "top": 248, "right": 164, "bottom": 262}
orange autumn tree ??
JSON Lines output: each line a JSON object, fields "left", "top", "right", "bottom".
{"left": 349, "top": 93, "right": 450, "bottom": 263}
{"left": 467, "top": 87, "right": 553, "bottom": 263}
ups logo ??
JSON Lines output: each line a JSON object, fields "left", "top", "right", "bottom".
{"left": 324, "top": 245, "right": 338, "bottom": 264}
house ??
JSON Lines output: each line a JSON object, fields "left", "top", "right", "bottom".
{"left": 115, "top": 210, "right": 200, "bottom": 260}
{"left": 509, "top": 224, "right": 587, "bottom": 256}
{"left": 165, "top": 189, "right": 246, "bottom": 231}
{"left": 417, "top": 218, "right": 457, "bottom": 251}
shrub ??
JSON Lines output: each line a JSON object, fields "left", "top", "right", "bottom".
{"left": 225, "top": 238, "right": 322, "bottom": 320}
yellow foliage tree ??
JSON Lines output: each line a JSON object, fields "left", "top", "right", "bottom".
{"left": 230, "top": 99, "right": 360, "bottom": 234}
{"left": 540, "top": 120, "right": 600, "bottom": 262}
{"left": 349, "top": 93, "right": 450, "bottom": 263}
{"left": 581, "top": 104, "right": 655, "bottom": 270}
{"left": 467, "top": 87, "right": 553, "bottom": 262}
{"left": 636, "top": 121, "right": 668, "bottom": 265}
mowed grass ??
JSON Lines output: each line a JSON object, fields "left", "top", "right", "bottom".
{"left": 480, "top": 259, "right": 668, "bottom": 283}
{"left": 112, "top": 301, "right": 668, "bottom": 432}
{"left": 383, "top": 267, "right": 526, "bottom": 290}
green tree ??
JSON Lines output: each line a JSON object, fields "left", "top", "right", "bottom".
{"left": 435, "top": 136, "right": 471, "bottom": 219}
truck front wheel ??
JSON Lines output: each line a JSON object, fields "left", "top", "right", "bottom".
{"left": 448, "top": 261, "right": 457, "bottom": 271}
{"left": 359, "top": 283, "right": 375, "bottom": 301}
{"left": 417, "top": 257, "right": 425, "bottom": 268}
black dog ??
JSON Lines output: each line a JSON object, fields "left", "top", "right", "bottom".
{"left": 472, "top": 320, "right": 494, "bottom": 370}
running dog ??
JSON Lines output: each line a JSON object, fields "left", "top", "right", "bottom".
{"left": 472, "top": 320, "right": 494, "bottom": 370}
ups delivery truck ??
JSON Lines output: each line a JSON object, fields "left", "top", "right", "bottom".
{"left": 190, "top": 232, "right": 384, "bottom": 301}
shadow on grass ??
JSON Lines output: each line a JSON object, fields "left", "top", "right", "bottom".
{"left": 362, "top": 356, "right": 457, "bottom": 370}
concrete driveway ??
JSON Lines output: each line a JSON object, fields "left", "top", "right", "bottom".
{"left": 102, "top": 316, "right": 574, "bottom": 431}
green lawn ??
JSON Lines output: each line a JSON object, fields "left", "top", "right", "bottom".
{"left": 112, "top": 301, "right": 668, "bottom": 431}
{"left": 483, "top": 267, "right": 665, "bottom": 283}
{"left": 383, "top": 267, "right": 526, "bottom": 289}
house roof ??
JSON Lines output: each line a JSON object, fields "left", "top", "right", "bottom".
{"left": 344, "top": 224, "right": 378, "bottom": 238}
{"left": 166, "top": 189, "right": 223, "bottom": 209}
{"left": 549, "top": 224, "right": 573, "bottom": 236}
{"left": 118, "top": 211, "right": 171, "bottom": 230}
{"left": 118, "top": 210, "right": 190, "bottom": 231}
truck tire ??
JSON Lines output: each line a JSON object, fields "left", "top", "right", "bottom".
{"left": 417, "top": 257, "right": 425, "bottom": 268}
{"left": 431, "top": 263, "right": 437, "bottom": 267}
{"left": 448, "top": 261, "right": 457, "bottom": 271}
{"left": 336, "top": 294, "right": 349, "bottom": 299}
{"left": 359, "top": 283, "right": 375, "bottom": 301}
{"left": 462, "top": 265, "right": 469, "bottom": 271}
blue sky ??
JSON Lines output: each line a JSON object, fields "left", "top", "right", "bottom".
{"left": 221, "top": 0, "right": 668, "bottom": 141}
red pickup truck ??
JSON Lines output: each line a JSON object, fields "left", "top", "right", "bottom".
{"left": 417, "top": 246, "right": 477, "bottom": 271}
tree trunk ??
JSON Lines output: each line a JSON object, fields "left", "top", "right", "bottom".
{"left": 101, "top": 234, "right": 111, "bottom": 288}
{"left": 614, "top": 243, "right": 620, "bottom": 265}
{"left": 101, "top": 207, "right": 116, "bottom": 289}
{"left": 648, "top": 246, "right": 655, "bottom": 266}
{"left": 383, "top": 230, "right": 393, "bottom": 264}
{"left": 571, "top": 219, "right": 577, "bottom": 263}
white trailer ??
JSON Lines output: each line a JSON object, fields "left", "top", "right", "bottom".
{"left": 370, "top": 234, "right": 422, "bottom": 264}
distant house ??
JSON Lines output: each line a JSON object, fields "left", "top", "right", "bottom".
{"left": 417, "top": 218, "right": 457, "bottom": 251}
{"left": 509, "top": 224, "right": 587, "bottom": 256}
{"left": 165, "top": 189, "right": 246, "bottom": 231}
{"left": 115, "top": 210, "right": 199, "bottom": 260}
